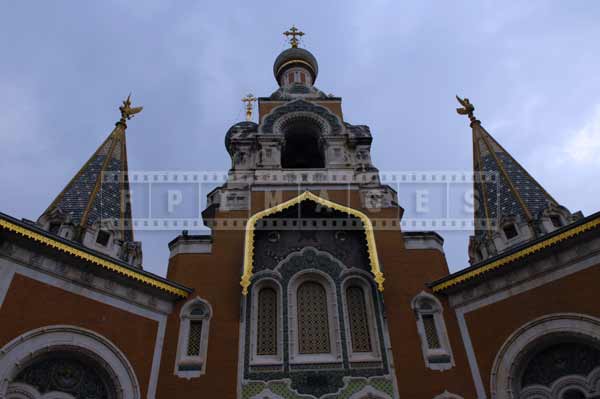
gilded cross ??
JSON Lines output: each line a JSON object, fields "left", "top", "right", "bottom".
{"left": 283, "top": 25, "right": 304, "bottom": 48}
{"left": 242, "top": 94, "right": 257, "bottom": 121}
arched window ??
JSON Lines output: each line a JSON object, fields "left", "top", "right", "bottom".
{"left": 517, "top": 340, "right": 600, "bottom": 398}
{"left": 288, "top": 268, "right": 341, "bottom": 364}
{"left": 175, "top": 297, "right": 212, "bottom": 378}
{"left": 257, "top": 287, "right": 278, "bottom": 355}
{"left": 342, "top": 278, "right": 381, "bottom": 362}
{"left": 0, "top": 326, "right": 140, "bottom": 399}
{"left": 411, "top": 291, "right": 454, "bottom": 370}
{"left": 251, "top": 282, "right": 282, "bottom": 365}
{"left": 491, "top": 314, "right": 600, "bottom": 399}
{"left": 297, "top": 281, "right": 330, "bottom": 354}
{"left": 12, "top": 350, "right": 117, "bottom": 399}
{"left": 346, "top": 286, "right": 371, "bottom": 353}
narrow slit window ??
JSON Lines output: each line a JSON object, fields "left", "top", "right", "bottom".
{"left": 346, "top": 286, "right": 372, "bottom": 353}
{"left": 422, "top": 314, "right": 441, "bottom": 349}
{"left": 257, "top": 287, "right": 278, "bottom": 356}
{"left": 187, "top": 320, "right": 203, "bottom": 356}
{"left": 412, "top": 292, "right": 454, "bottom": 370}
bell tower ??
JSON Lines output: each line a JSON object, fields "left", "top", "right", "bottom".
{"left": 210, "top": 29, "right": 397, "bottom": 220}
{"left": 165, "top": 27, "right": 410, "bottom": 399}
{"left": 165, "top": 28, "right": 465, "bottom": 399}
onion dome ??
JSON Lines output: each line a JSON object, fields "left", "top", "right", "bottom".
{"left": 225, "top": 121, "right": 258, "bottom": 154}
{"left": 273, "top": 47, "right": 319, "bottom": 84}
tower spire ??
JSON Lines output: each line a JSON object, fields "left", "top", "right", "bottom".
{"left": 38, "top": 95, "right": 143, "bottom": 267}
{"left": 458, "top": 96, "right": 581, "bottom": 264}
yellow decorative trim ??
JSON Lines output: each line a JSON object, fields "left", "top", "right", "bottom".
{"left": 276, "top": 59, "right": 316, "bottom": 77}
{"left": 241, "top": 191, "right": 384, "bottom": 295}
{"left": 0, "top": 219, "right": 188, "bottom": 298}
{"left": 432, "top": 217, "right": 600, "bottom": 292}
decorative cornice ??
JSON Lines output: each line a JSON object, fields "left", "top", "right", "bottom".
{"left": 431, "top": 214, "right": 600, "bottom": 292}
{"left": 275, "top": 59, "right": 316, "bottom": 77}
{"left": 0, "top": 217, "right": 189, "bottom": 297}
{"left": 240, "top": 191, "right": 384, "bottom": 295}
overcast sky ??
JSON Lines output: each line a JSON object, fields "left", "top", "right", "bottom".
{"left": 1, "top": 1, "right": 599, "bottom": 276}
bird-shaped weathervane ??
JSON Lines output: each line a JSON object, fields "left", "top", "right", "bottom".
{"left": 456, "top": 95, "right": 476, "bottom": 123}
{"left": 119, "top": 94, "right": 143, "bottom": 124}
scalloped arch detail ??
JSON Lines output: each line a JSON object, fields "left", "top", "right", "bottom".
{"left": 240, "top": 191, "right": 384, "bottom": 295}
{"left": 259, "top": 99, "right": 343, "bottom": 135}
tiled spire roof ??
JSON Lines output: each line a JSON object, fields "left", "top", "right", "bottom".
{"left": 471, "top": 119, "right": 559, "bottom": 235}
{"left": 456, "top": 96, "right": 580, "bottom": 265}
{"left": 41, "top": 102, "right": 137, "bottom": 243}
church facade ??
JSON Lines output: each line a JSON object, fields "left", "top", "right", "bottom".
{"left": 1, "top": 30, "right": 599, "bottom": 399}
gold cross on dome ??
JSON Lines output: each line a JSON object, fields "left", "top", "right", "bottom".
{"left": 241, "top": 94, "right": 257, "bottom": 121}
{"left": 283, "top": 25, "right": 304, "bottom": 48}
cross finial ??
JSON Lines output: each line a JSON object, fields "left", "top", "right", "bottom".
{"left": 283, "top": 25, "right": 304, "bottom": 48}
{"left": 242, "top": 94, "right": 257, "bottom": 121}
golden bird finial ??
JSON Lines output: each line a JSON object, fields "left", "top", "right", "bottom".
{"left": 283, "top": 25, "right": 304, "bottom": 48}
{"left": 242, "top": 94, "right": 257, "bottom": 121}
{"left": 456, "top": 95, "right": 476, "bottom": 123}
{"left": 119, "top": 93, "right": 143, "bottom": 124}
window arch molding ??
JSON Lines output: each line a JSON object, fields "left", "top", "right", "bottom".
{"left": 249, "top": 387, "right": 286, "bottom": 399}
{"left": 411, "top": 291, "right": 454, "bottom": 371}
{"left": 288, "top": 269, "right": 342, "bottom": 364}
{"left": 432, "top": 391, "right": 465, "bottom": 399}
{"left": 250, "top": 278, "right": 283, "bottom": 365}
{"left": 340, "top": 275, "right": 381, "bottom": 362}
{"left": 175, "top": 296, "right": 213, "bottom": 379}
{"left": 0, "top": 325, "right": 139, "bottom": 399}
{"left": 346, "top": 384, "right": 393, "bottom": 399}
{"left": 490, "top": 313, "right": 600, "bottom": 399}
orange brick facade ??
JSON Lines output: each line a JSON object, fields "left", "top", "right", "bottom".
{"left": 1, "top": 38, "right": 599, "bottom": 399}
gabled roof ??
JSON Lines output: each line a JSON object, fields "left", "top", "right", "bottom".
{"left": 0, "top": 211, "right": 191, "bottom": 298}
{"left": 430, "top": 211, "right": 600, "bottom": 293}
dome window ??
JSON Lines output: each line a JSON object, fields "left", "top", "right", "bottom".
{"left": 550, "top": 215, "right": 563, "bottom": 228}
{"left": 503, "top": 223, "right": 519, "bottom": 240}
{"left": 96, "top": 230, "right": 111, "bottom": 246}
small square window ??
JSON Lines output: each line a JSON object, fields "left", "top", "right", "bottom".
{"left": 503, "top": 224, "right": 518, "bottom": 240}
{"left": 550, "top": 215, "right": 563, "bottom": 228}
{"left": 49, "top": 222, "right": 61, "bottom": 235}
{"left": 96, "top": 230, "right": 110, "bottom": 246}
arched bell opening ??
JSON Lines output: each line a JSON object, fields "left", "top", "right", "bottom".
{"left": 280, "top": 116, "right": 325, "bottom": 169}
